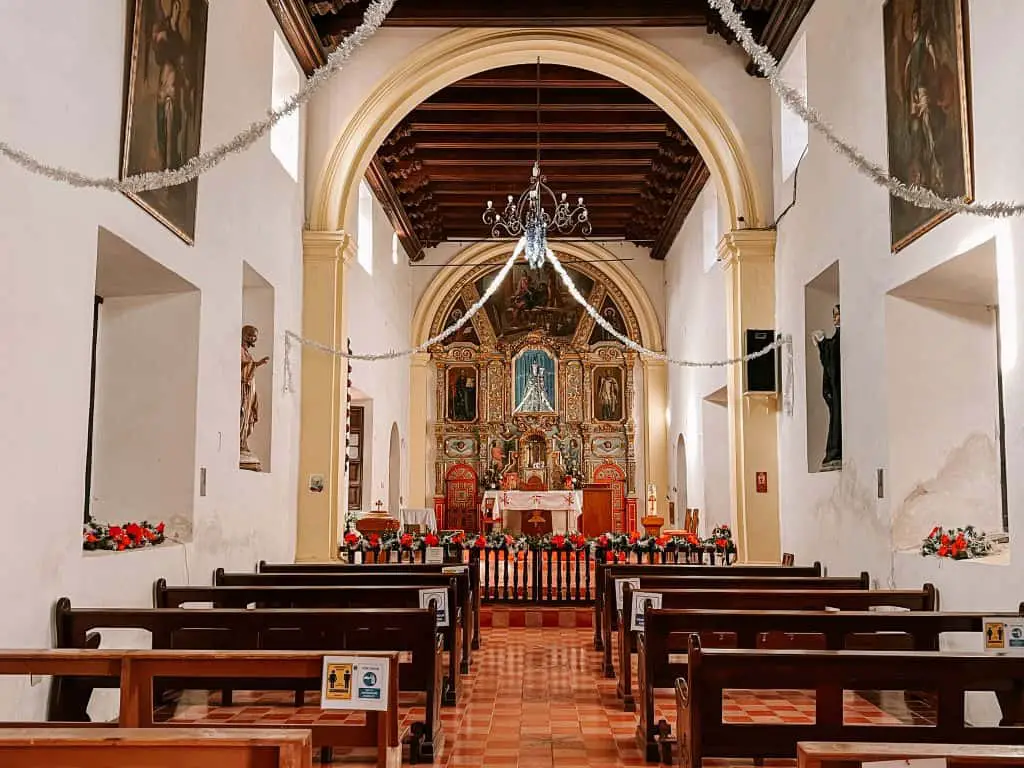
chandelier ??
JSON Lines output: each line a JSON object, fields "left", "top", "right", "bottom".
{"left": 482, "top": 58, "right": 591, "bottom": 270}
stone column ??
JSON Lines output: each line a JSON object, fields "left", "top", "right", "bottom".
{"left": 641, "top": 358, "right": 669, "bottom": 518}
{"left": 718, "top": 230, "right": 781, "bottom": 562}
{"left": 295, "top": 230, "right": 354, "bottom": 562}
{"left": 408, "top": 352, "right": 430, "bottom": 507}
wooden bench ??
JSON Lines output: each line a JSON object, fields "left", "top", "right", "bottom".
{"left": 798, "top": 741, "right": 1024, "bottom": 767}
{"left": 213, "top": 568, "right": 475, "bottom": 671}
{"left": 593, "top": 561, "right": 823, "bottom": 651}
{"left": 257, "top": 560, "right": 481, "bottom": 650}
{"left": 636, "top": 606, "right": 1011, "bottom": 761}
{"left": 618, "top": 583, "right": 938, "bottom": 708}
{"left": 0, "top": 649, "right": 402, "bottom": 767}
{"left": 52, "top": 600, "right": 444, "bottom": 761}
{"left": 602, "top": 573, "right": 871, "bottom": 676}
{"left": 675, "top": 638, "right": 1024, "bottom": 768}
{"left": 0, "top": 727, "right": 314, "bottom": 768}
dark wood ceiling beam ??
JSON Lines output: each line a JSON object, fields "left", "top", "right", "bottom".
{"left": 424, "top": 168, "right": 651, "bottom": 182}
{"left": 407, "top": 122, "right": 669, "bottom": 134}
{"left": 649, "top": 160, "right": 712, "bottom": 260}
{"left": 429, "top": 182, "right": 646, "bottom": 194}
{"left": 419, "top": 156, "right": 654, "bottom": 167}
{"left": 405, "top": 109, "right": 667, "bottom": 127}
{"left": 418, "top": 88, "right": 657, "bottom": 110}
{"left": 365, "top": 158, "right": 429, "bottom": 261}
{"left": 450, "top": 67, "right": 631, "bottom": 89}
{"left": 413, "top": 137, "right": 665, "bottom": 151}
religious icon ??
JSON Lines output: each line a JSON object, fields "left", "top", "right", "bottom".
{"left": 447, "top": 366, "right": 477, "bottom": 422}
{"left": 589, "top": 298, "right": 628, "bottom": 344}
{"left": 514, "top": 350, "right": 556, "bottom": 413}
{"left": 593, "top": 367, "right": 623, "bottom": 422}
{"left": 240, "top": 324, "right": 270, "bottom": 471}
{"left": 480, "top": 265, "right": 592, "bottom": 342}
{"left": 883, "top": 0, "right": 973, "bottom": 251}
{"left": 121, "top": 0, "right": 209, "bottom": 243}
{"left": 811, "top": 304, "right": 842, "bottom": 470}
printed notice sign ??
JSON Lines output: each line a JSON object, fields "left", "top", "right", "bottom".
{"left": 983, "top": 617, "right": 1024, "bottom": 653}
{"left": 615, "top": 578, "right": 641, "bottom": 611}
{"left": 864, "top": 760, "right": 945, "bottom": 768}
{"left": 425, "top": 547, "right": 444, "bottom": 565}
{"left": 321, "top": 655, "right": 389, "bottom": 711}
{"left": 420, "top": 588, "right": 449, "bottom": 627}
{"left": 630, "top": 591, "right": 663, "bottom": 631}
{"left": 442, "top": 565, "right": 467, "bottom": 575}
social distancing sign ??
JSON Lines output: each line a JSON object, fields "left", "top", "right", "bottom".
{"left": 630, "top": 591, "right": 663, "bottom": 632}
{"left": 615, "top": 578, "right": 640, "bottom": 611}
{"left": 419, "top": 587, "right": 449, "bottom": 627}
{"left": 983, "top": 617, "right": 1024, "bottom": 653}
{"left": 321, "top": 655, "right": 389, "bottom": 711}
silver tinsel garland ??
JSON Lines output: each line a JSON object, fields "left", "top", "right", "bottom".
{"left": 707, "top": 0, "right": 1024, "bottom": 218}
{"left": 0, "top": 0, "right": 394, "bottom": 193}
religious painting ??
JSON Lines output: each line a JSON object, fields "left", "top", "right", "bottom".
{"left": 444, "top": 436, "right": 477, "bottom": 458}
{"left": 447, "top": 366, "right": 477, "bottom": 422}
{"left": 442, "top": 299, "right": 480, "bottom": 345}
{"left": 592, "top": 435, "right": 626, "bottom": 458}
{"left": 588, "top": 297, "right": 628, "bottom": 345}
{"left": 883, "top": 0, "right": 972, "bottom": 251}
{"left": 593, "top": 367, "right": 624, "bottom": 422}
{"left": 478, "top": 262, "right": 594, "bottom": 343}
{"left": 121, "top": 0, "right": 209, "bottom": 244}
{"left": 513, "top": 349, "right": 556, "bottom": 413}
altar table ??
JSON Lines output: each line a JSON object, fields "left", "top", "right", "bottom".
{"left": 482, "top": 490, "right": 583, "bottom": 535}
{"left": 398, "top": 507, "right": 438, "bottom": 533}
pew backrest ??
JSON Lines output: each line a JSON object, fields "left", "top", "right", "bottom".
{"left": 798, "top": 741, "right": 1024, "bottom": 768}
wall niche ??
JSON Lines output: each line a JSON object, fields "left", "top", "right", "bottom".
{"left": 241, "top": 262, "right": 275, "bottom": 473}
{"left": 803, "top": 261, "right": 841, "bottom": 473}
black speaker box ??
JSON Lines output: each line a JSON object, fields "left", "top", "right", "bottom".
{"left": 745, "top": 329, "right": 777, "bottom": 393}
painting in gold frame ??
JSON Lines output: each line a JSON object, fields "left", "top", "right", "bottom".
{"left": 883, "top": 0, "right": 973, "bottom": 252}
{"left": 121, "top": 0, "right": 209, "bottom": 244}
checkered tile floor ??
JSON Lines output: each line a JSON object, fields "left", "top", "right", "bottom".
{"left": 155, "top": 625, "right": 936, "bottom": 766}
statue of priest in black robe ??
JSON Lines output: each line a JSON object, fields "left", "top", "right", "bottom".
{"left": 812, "top": 304, "right": 842, "bottom": 470}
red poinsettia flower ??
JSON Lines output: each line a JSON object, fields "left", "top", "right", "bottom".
{"left": 597, "top": 534, "right": 610, "bottom": 548}
{"left": 126, "top": 523, "right": 142, "bottom": 542}
{"left": 719, "top": 524, "right": 730, "bottom": 530}
{"left": 344, "top": 532, "right": 359, "bottom": 547}
{"left": 938, "top": 545, "right": 950, "bottom": 557}
{"left": 616, "top": 552, "right": 627, "bottom": 563}
{"left": 451, "top": 532, "right": 465, "bottom": 545}
{"left": 605, "top": 551, "right": 615, "bottom": 563}
{"left": 86, "top": 534, "right": 97, "bottom": 543}
{"left": 368, "top": 533, "right": 380, "bottom": 548}
{"left": 551, "top": 534, "right": 566, "bottom": 549}
{"left": 156, "top": 522, "right": 166, "bottom": 534}
{"left": 425, "top": 533, "right": 440, "bottom": 547}
{"left": 571, "top": 534, "right": 586, "bottom": 549}
{"left": 928, "top": 525, "right": 940, "bottom": 538}
{"left": 628, "top": 531, "right": 639, "bottom": 545}
{"left": 474, "top": 535, "right": 487, "bottom": 549}
{"left": 504, "top": 534, "right": 514, "bottom": 547}
{"left": 655, "top": 535, "right": 670, "bottom": 548}
{"left": 400, "top": 533, "right": 414, "bottom": 548}
{"left": 109, "top": 526, "right": 122, "bottom": 538}
{"left": 716, "top": 538, "right": 728, "bottom": 549}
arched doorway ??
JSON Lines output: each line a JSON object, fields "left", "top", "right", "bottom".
{"left": 675, "top": 434, "right": 687, "bottom": 528}
{"left": 445, "top": 463, "right": 479, "bottom": 533}
{"left": 593, "top": 462, "right": 627, "bottom": 533}
{"left": 388, "top": 423, "right": 401, "bottom": 514}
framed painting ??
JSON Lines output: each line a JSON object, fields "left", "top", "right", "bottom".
{"left": 883, "top": 0, "right": 973, "bottom": 252}
{"left": 121, "top": 0, "right": 209, "bottom": 244}
{"left": 593, "top": 366, "right": 624, "bottom": 423}
{"left": 447, "top": 366, "right": 477, "bottom": 423}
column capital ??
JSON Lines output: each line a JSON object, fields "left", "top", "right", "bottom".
{"left": 410, "top": 351, "right": 431, "bottom": 368}
{"left": 303, "top": 229, "right": 356, "bottom": 264}
{"left": 717, "top": 229, "right": 777, "bottom": 267}
{"left": 640, "top": 357, "right": 668, "bottom": 370}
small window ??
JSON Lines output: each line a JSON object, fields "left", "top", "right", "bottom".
{"left": 357, "top": 182, "right": 374, "bottom": 275}
{"left": 779, "top": 32, "right": 808, "bottom": 182}
{"left": 270, "top": 31, "right": 300, "bottom": 181}
{"left": 392, "top": 232, "right": 400, "bottom": 265}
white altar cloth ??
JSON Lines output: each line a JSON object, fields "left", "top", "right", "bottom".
{"left": 482, "top": 490, "right": 583, "bottom": 535}
{"left": 398, "top": 507, "right": 438, "bottom": 532}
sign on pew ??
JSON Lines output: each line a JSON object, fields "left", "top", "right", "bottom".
{"left": 983, "top": 616, "right": 1024, "bottom": 653}
{"left": 425, "top": 547, "right": 444, "bottom": 565}
{"left": 630, "top": 591, "right": 662, "bottom": 631}
{"left": 615, "top": 578, "right": 640, "bottom": 611}
{"left": 419, "top": 587, "right": 449, "bottom": 627}
{"left": 321, "top": 655, "right": 390, "bottom": 711}
{"left": 866, "top": 762, "right": 944, "bottom": 768}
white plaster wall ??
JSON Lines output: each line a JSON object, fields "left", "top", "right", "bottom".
{"left": 664, "top": 186, "right": 730, "bottom": 537}
{"left": 345, "top": 197, "right": 412, "bottom": 516}
{"left": 0, "top": 0, "right": 304, "bottom": 719}
{"left": 772, "top": 0, "right": 1024, "bottom": 607}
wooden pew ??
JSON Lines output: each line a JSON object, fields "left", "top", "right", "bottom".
{"left": 636, "top": 606, "right": 1010, "bottom": 761}
{"left": 618, "top": 583, "right": 937, "bottom": 708}
{"left": 0, "top": 727, "right": 314, "bottom": 768}
{"left": 675, "top": 638, "right": 1024, "bottom": 768}
{"left": 602, "top": 573, "right": 871, "bottom": 676}
{"left": 798, "top": 741, "right": 1024, "bottom": 768}
{"left": 257, "top": 560, "right": 482, "bottom": 650}
{"left": 152, "top": 582, "right": 462, "bottom": 705}
{"left": 0, "top": 649, "right": 402, "bottom": 767}
{"left": 593, "top": 560, "right": 823, "bottom": 651}
{"left": 212, "top": 568, "right": 474, "bottom": 672}
{"left": 52, "top": 601, "right": 444, "bottom": 761}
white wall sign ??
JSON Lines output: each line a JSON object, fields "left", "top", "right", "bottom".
{"left": 983, "top": 617, "right": 1024, "bottom": 653}
{"left": 420, "top": 587, "right": 449, "bottom": 627}
{"left": 321, "top": 655, "right": 389, "bottom": 711}
{"left": 442, "top": 565, "right": 467, "bottom": 575}
{"left": 630, "top": 591, "right": 663, "bottom": 631}
{"left": 425, "top": 546, "right": 444, "bottom": 564}
{"left": 864, "top": 760, "right": 945, "bottom": 768}
{"left": 615, "top": 578, "right": 640, "bottom": 611}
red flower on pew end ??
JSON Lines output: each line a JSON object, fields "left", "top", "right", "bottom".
{"left": 368, "top": 533, "right": 381, "bottom": 548}
{"left": 605, "top": 551, "right": 615, "bottom": 563}
{"left": 551, "top": 534, "right": 567, "bottom": 549}
{"left": 570, "top": 533, "right": 587, "bottom": 549}
{"left": 655, "top": 535, "right": 671, "bottom": 549}
{"left": 627, "top": 531, "right": 640, "bottom": 545}
{"left": 474, "top": 535, "right": 487, "bottom": 549}
{"left": 343, "top": 531, "right": 360, "bottom": 548}
{"left": 597, "top": 534, "right": 610, "bottom": 549}
{"left": 425, "top": 533, "right": 440, "bottom": 547}
{"left": 400, "top": 533, "right": 414, "bottom": 549}
{"left": 616, "top": 552, "right": 628, "bottom": 563}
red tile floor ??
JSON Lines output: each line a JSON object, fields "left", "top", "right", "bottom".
{"left": 158, "top": 623, "right": 935, "bottom": 767}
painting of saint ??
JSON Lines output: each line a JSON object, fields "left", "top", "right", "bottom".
{"left": 514, "top": 350, "right": 556, "bottom": 413}
{"left": 589, "top": 297, "right": 628, "bottom": 344}
{"left": 442, "top": 300, "right": 480, "bottom": 345}
{"left": 478, "top": 262, "right": 594, "bottom": 342}
{"left": 593, "top": 367, "right": 623, "bottom": 422}
{"left": 122, "top": 0, "right": 209, "bottom": 244}
{"left": 447, "top": 367, "right": 477, "bottom": 422}
{"left": 883, "top": 0, "right": 972, "bottom": 251}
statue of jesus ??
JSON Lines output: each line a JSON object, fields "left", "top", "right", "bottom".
{"left": 240, "top": 324, "right": 270, "bottom": 471}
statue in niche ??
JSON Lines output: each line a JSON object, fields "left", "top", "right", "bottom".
{"left": 240, "top": 324, "right": 270, "bottom": 471}
{"left": 811, "top": 304, "right": 842, "bottom": 470}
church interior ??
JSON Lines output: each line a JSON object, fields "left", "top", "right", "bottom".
{"left": 3, "top": 0, "right": 1024, "bottom": 765}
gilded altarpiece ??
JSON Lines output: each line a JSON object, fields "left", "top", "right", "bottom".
{"left": 429, "top": 257, "right": 640, "bottom": 533}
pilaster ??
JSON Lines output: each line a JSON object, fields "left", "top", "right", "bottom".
{"left": 641, "top": 358, "right": 670, "bottom": 520}
{"left": 408, "top": 352, "right": 431, "bottom": 507}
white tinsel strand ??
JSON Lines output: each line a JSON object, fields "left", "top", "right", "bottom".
{"left": 545, "top": 249, "right": 785, "bottom": 366}
{"left": 707, "top": 0, "right": 1024, "bottom": 218}
{"left": 0, "top": 0, "right": 393, "bottom": 193}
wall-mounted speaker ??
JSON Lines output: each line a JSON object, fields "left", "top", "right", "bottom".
{"left": 745, "top": 329, "right": 778, "bottom": 393}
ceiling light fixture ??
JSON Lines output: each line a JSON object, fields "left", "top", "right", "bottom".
{"left": 482, "top": 57, "right": 591, "bottom": 270}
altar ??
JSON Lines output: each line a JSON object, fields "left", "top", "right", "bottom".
{"left": 482, "top": 490, "right": 583, "bottom": 535}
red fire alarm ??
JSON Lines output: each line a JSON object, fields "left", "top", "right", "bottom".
{"left": 755, "top": 472, "right": 768, "bottom": 494}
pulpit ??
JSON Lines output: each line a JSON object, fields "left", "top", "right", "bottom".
{"left": 355, "top": 510, "right": 400, "bottom": 536}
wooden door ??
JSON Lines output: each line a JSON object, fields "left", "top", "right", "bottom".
{"left": 445, "top": 463, "right": 479, "bottom": 534}
{"left": 592, "top": 462, "right": 626, "bottom": 532}
{"left": 581, "top": 484, "right": 613, "bottom": 536}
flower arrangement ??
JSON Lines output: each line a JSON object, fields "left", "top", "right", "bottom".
{"left": 921, "top": 525, "right": 993, "bottom": 560}
{"left": 707, "top": 524, "right": 736, "bottom": 555}
{"left": 83, "top": 520, "right": 166, "bottom": 552}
